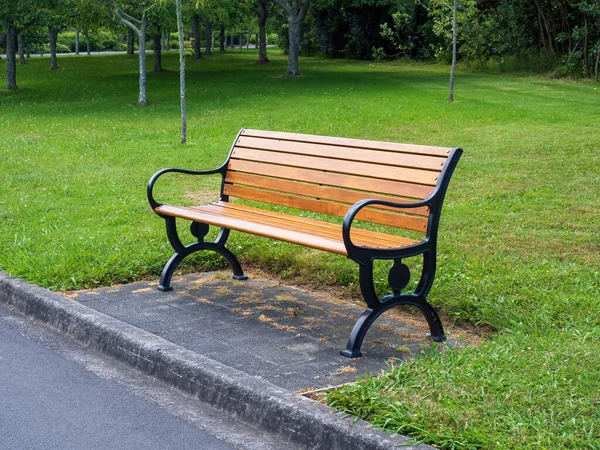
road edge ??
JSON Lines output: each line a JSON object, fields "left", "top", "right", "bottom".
{"left": 0, "top": 272, "right": 432, "bottom": 450}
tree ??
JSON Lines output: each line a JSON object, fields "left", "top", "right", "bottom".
{"left": 191, "top": 11, "right": 201, "bottom": 58}
{"left": 256, "top": 0, "right": 269, "bottom": 63}
{"left": 148, "top": 2, "right": 175, "bottom": 72}
{"left": 18, "top": 34, "right": 26, "bottom": 64}
{"left": 72, "top": 0, "right": 108, "bottom": 56}
{"left": 175, "top": 0, "right": 187, "bottom": 142}
{"left": 43, "top": 0, "right": 74, "bottom": 70}
{"left": 1, "top": 1, "right": 42, "bottom": 89}
{"left": 449, "top": 0, "right": 456, "bottom": 102}
{"left": 272, "top": 0, "right": 309, "bottom": 74}
{"left": 114, "top": 1, "right": 156, "bottom": 105}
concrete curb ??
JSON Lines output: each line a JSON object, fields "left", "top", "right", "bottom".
{"left": 0, "top": 272, "right": 432, "bottom": 450}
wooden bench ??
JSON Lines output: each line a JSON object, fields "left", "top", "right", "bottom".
{"left": 147, "top": 129, "right": 463, "bottom": 357}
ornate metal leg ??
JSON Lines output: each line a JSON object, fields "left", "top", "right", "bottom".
{"left": 341, "top": 254, "right": 445, "bottom": 358}
{"left": 341, "top": 262, "right": 380, "bottom": 358}
{"left": 157, "top": 217, "right": 247, "bottom": 291}
{"left": 412, "top": 250, "right": 445, "bottom": 342}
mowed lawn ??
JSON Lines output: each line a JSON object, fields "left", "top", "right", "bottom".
{"left": 1, "top": 50, "right": 599, "bottom": 449}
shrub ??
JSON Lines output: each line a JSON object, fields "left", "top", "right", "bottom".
{"left": 41, "top": 42, "right": 71, "bottom": 53}
{"left": 58, "top": 29, "right": 121, "bottom": 52}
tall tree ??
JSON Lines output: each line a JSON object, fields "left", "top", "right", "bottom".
{"left": 203, "top": 18, "right": 213, "bottom": 53}
{"left": 42, "top": 0, "right": 75, "bottom": 70}
{"left": 192, "top": 12, "right": 202, "bottom": 58}
{"left": 1, "top": 1, "right": 41, "bottom": 89}
{"left": 449, "top": 0, "right": 457, "bottom": 102}
{"left": 272, "top": 0, "right": 309, "bottom": 75}
{"left": 114, "top": 1, "right": 154, "bottom": 105}
{"left": 148, "top": 2, "right": 175, "bottom": 72}
{"left": 72, "top": 0, "right": 108, "bottom": 56}
{"left": 256, "top": 0, "right": 269, "bottom": 63}
{"left": 175, "top": 0, "right": 186, "bottom": 143}
{"left": 18, "top": 34, "right": 26, "bottom": 64}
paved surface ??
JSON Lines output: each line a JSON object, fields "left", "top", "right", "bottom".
{"left": 0, "top": 306, "right": 293, "bottom": 450}
{"left": 67, "top": 271, "right": 443, "bottom": 392}
{"left": 0, "top": 270, "right": 438, "bottom": 449}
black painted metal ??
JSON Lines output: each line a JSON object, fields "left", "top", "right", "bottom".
{"left": 149, "top": 130, "right": 248, "bottom": 291}
{"left": 388, "top": 259, "right": 410, "bottom": 294}
{"left": 340, "top": 147, "right": 462, "bottom": 357}
{"left": 148, "top": 131, "right": 462, "bottom": 357}
{"left": 340, "top": 250, "right": 446, "bottom": 358}
{"left": 157, "top": 217, "right": 247, "bottom": 291}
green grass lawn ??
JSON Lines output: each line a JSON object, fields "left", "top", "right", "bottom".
{"left": 1, "top": 50, "right": 599, "bottom": 449}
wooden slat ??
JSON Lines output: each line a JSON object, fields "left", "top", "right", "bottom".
{"left": 201, "top": 202, "right": 413, "bottom": 247}
{"left": 215, "top": 202, "right": 414, "bottom": 246}
{"left": 157, "top": 204, "right": 349, "bottom": 254}
{"left": 227, "top": 159, "right": 433, "bottom": 199}
{"left": 240, "top": 129, "right": 452, "bottom": 157}
{"left": 155, "top": 203, "right": 419, "bottom": 253}
{"left": 223, "top": 185, "right": 428, "bottom": 232}
{"left": 236, "top": 136, "right": 447, "bottom": 172}
{"left": 225, "top": 172, "right": 430, "bottom": 217}
{"left": 230, "top": 148, "right": 439, "bottom": 186}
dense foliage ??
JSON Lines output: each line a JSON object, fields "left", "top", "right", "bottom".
{"left": 292, "top": 0, "right": 600, "bottom": 78}
{"left": 2, "top": 0, "right": 599, "bottom": 79}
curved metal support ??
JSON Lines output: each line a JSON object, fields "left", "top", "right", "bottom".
{"left": 341, "top": 294, "right": 446, "bottom": 358}
{"left": 157, "top": 217, "right": 247, "bottom": 291}
{"left": 340, "top": 254, "right": 445, "bottom": 358}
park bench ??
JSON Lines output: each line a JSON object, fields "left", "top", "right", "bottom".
{"left": 147, "top": 129, "right": 463, "bottom": 357}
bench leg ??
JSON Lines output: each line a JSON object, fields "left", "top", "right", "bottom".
{"left": 158, "top": 217, "right": 247, "bottom": 291}
{"left": 340, "top": 254, "right": 446, "bottom": 358}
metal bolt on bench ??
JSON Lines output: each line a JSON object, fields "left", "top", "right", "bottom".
{"left": 148, "top": 129, "right": 462, "bottom": 357}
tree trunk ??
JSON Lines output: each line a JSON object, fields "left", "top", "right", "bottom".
{"left": 286, "top": 19, "right": 301, "bottom": 75}
{"left": 240, "top": 33, "right": 243, "bottom": 49}
{"left": 49, "top": 28, "right": 59, "bottom": 70}
{"left": 75, "top": 29, "right": 80, "bottom": 55}
{"left": 85, "top": 31, "right": 91, "bottom": 55}
{"left": 138, "top": 14, "right": 148, "bottom": 105}
{"left": 153, "top": 34, "right": 162, "bottom": 72}
{"left": 533, "top": 0, "right": 555, "bottom": 56}
{"left": 176, "top": 0, "right": 187, "bottom": 144}
{"left": 536, "top": 9, "right": 548, "bottom": 57}
{"left": 258, "top": 1, "right": 269, "bottom": 64}
{"left": 274, "top": 0, "right": 308, "bottom": 75}
{"left": 6, "top": 27, "right": 18, "bottom": 90}
{"left": 192, "top": 13, "right": 201, "bottom": 59}
{"left": 162, "top": 30, "right": 168, "bottom": 50}
{"left": 127, "top": 28, "right": 135, "bottom": 54}
{"left": 219, "top": 24, "right": 225, "bottom": 51}
{"left": 595, "top": 45, "right": 600, "bottom": 82}
{"left": 449, "top": 0, "right": 457, "bottom": 102}
{"left": 18, "top": 34, "right": 26, "bottom": 65}
{"left": 204, "top": 19, "right": 212, "bottom": 55}
{"left": 583, "top": 15, "right": 589, "bottom": 78}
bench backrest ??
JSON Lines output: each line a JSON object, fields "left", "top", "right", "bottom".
{"left": 223, "top": 129, "right": 457, "bottom": 234}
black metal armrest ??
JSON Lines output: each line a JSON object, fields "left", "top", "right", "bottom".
{"left": 147, "top": 167, "right": 226, "bottom": 210}
{"left": 342, "top": 197, "right": 436, "bottom": 262}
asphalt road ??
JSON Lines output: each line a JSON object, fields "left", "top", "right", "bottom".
{"left": 0, "top": 305, "right": 296, "bottom": 450}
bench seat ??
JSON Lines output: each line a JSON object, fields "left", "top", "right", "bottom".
{"left": 148, "top": 129, "right": 462, "bottom": 357}
{"left": 156, "top": 201, "right": 420, "bottom": 256}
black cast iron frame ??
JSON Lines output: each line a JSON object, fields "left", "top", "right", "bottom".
{"left": 147, "top": 129, "right": 463, "bottom": 358}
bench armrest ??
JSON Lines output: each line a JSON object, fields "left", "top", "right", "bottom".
{"left": 342, "top": 198, "right": 434, "bottom": 261}
{"left": 147, "top": 167, "right": 226, "bottom": 210}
